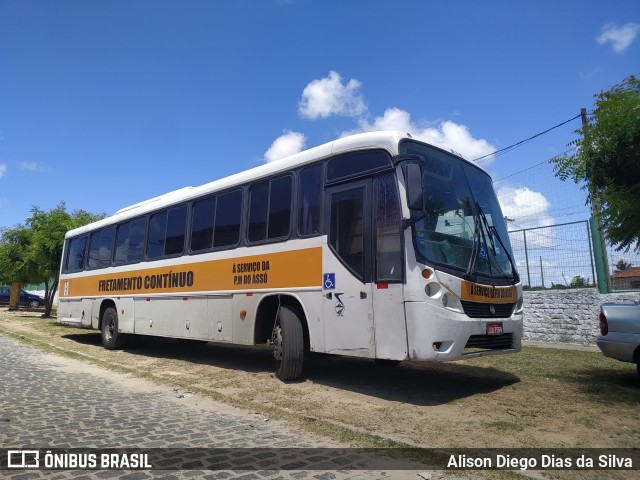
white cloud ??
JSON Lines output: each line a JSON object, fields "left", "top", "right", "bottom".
{"left": 18, "top": 161, "right": 47, "bottom": 172}
{"left": 497, "top": 186, "right": 551, "bottom": 225}
{"left": 298, "top": 71, "right": 366, "bottom": 119}
{"left": 497, "top": 186, "right": 555, "bottom": 244}
{"left": 0, "top": 164, "right": 6, "bottom": 179}
{"left": 264, "top": 130, "right": 307, "bottom": 162}
{"left": 346, "top": 107, "right": 413, "bottom": 132}
{"left": 267, "top": 72, "right": 495, "bottom": 165}
{"left": 596, "top": 22, "right": 640, "bottom": 52}
{"left": 19, "top": 161, "right": 38, "bottom": 171}
{"left": 343, "top": 107, "right": 496, "bottom": 162}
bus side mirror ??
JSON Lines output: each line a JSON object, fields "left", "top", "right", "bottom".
{"left": 405, "top": 163, "right": 424, "bottom": 211}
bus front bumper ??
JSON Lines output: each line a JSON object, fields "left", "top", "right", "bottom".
{"left": 404, "top": 301, "right": 523, "bottom": 361}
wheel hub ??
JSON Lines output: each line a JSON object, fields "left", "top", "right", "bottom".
{"left": 271, "top": 324, "right": 283, "bottom": 361}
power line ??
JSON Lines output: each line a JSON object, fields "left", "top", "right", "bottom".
{"left": 473, "top": 113, "right": 581, "bottom": 163}
{"left": 492, "top": 147, "right": 576, "bottom": 184}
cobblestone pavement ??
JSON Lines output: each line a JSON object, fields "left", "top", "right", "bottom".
{"left": 0, "top": 335, "right": 427, "bottom": 480}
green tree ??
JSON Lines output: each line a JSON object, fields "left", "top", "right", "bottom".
{"left": 0, "top": 226, "right": 38, "bottom": 284}
{"left": 553, "top": 75, "right": 640, "bottom": 251}
{"left": 569, "top": 275, "right": 588, "bottom": 288}
{"left": 0, "top": 225, "right": 40, "bottom": 309}
{"left": 614, "top": 259, "right": 633, "bottom": 272}
{"left": 0, "top": 203, "right": 103, "bottom": 317}
{"left": 28, "top": 204, "right": 104, "bottom": 317}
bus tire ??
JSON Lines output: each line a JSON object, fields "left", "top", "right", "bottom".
{"left": 101, "top": 306, "right": 127, "bottom": 350}
{"left": 272, "top": 305, "right": 304, "bottom": 381}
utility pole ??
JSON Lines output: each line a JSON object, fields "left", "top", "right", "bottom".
{"left": 582, "top": 107, "right": 611, "bottom": 293}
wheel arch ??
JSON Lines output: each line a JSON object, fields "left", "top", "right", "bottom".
{"left": 98, "top": 299, "right": 117, "bottom": 331}
{"left": 254, "top": 294, "right": 310, "bottom": 353}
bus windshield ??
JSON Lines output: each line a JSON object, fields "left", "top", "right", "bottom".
{"left": 401, "top": 141, "right": 516, "bottom": 281}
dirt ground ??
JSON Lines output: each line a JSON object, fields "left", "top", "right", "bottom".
{"left": 1, "top": 309, "right": 638, "bottom": 458}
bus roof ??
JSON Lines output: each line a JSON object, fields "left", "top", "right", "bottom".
{"left": 65, "top": 131, "right": 407, "bottom": 238}
{"left": 65, "top": 130, "right": 484, "bottom": 238}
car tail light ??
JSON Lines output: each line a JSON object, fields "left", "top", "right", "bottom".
{"left": 599, "top": 312, "right": 608, "bottom": 336}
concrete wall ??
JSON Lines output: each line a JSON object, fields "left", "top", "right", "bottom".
{"left": 523, "top": 289, "right": 640, "bottom": 345}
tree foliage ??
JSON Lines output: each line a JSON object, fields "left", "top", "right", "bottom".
{"left": 552, "top": 75, "right": 640, "bottom": 251}
{"left": 614, "top": 259, "right": 633, "bottom": 272}
{"left": 0, "top": 203, "right": 103, "bottom": 316}
{"left": 569, "top": 275, "right": 588, "bottom": 288}
{"left": 0, "top": 226, "right": 40, "bottom": 285}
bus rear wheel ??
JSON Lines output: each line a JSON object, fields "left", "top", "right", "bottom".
{"left": 101, "top": 306, "right": 127, "bottom": 350}
{"left": 271, "top": 305, "right": 304, "bottom": 381}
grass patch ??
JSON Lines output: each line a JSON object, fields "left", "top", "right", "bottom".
{"left": 576, "top": 417, "right": 597, "bottom": 429}
{"left": 485, "top": 420, "right": 525, "bottom": 432}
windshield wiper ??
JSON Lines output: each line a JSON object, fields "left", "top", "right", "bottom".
{"left": 474, "top": 202, "right": 519, "bottom": 282}
{"left": 489, "top": 224, "right": 519, "bottom": 282}
{"left": 465, "top": 208, "right": 482, "bottom": 277}
{"left": 476, "top": 202, "right": 497, "bottom": 256}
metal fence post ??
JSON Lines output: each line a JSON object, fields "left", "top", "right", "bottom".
{"left": 523, "top": 229, "right": 531, "bottom": 287}
{"left": 589, "top": 217, "right": 610, "bottom": 293}
{"left": 586, "top": 220, "right": 596, "bottom": 287}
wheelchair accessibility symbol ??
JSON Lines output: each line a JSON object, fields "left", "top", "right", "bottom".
{"left": 479, "top": 241, "right": 487, "bottom": 259}
{"left": 323, "top": 273, "right": 335, "bottom": 290}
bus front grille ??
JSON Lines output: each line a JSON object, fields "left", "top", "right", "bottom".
{"left": 465, "top": 333, "right": 514, "bottom": 350}
{"left": 460, "top": 301, "right": 515, "bottom": 318}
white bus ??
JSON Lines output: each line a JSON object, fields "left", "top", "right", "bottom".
{"left": 58, "top": 131, "right": 523, "bottom": 380}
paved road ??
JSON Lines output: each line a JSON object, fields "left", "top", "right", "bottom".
{"left": 0, "top": 335, "right": 426, "bottom": 480}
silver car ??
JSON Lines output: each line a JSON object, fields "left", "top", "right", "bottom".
{"left": 596, "top": 301, "right": 640, "bottom": 376}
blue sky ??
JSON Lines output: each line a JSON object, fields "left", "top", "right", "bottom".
{"left": 1, "top": 0, "right": 639, "bottom": 237}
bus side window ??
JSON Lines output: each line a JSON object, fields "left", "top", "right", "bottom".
{"left": 268, "top": 176, "right": 292, "bottom": 239}
{"left": 248, "top": 182, "right": 269, "bottom": 242}
{"left": 128, "top": 217, "right": 147, "bottom": 263}
{"left": 113, "top": 218, "right": 146, "bottom": 265}
{"left": 147, "top": 211, "right": 167, "bottom": 259}
{"left": 298, "top": 164, "right": 322, "bottom": 236}
{"left": 376, "top": 174, "right": 403, "bottom": 282}
{"left": 88, "top": 231, "right": 101, "bottom": 269}
{"left": 88, "top": 227, "right": 114, "bottom": 269}
{"left": 248, "top": 176, "right": 292, "bottom": 243}
{"left": 114, "top": 223, "right": 130, "bottom": 266}
{"left": 165, "top": 205, "right": 187, "bottom": 256}
{"left": 65, "top": 235, "right": 88, "bottom": 272}
{"left": 191, "top": 197, "right": 215, "bottom": 252}
{"left": 214, "top": 190, "right": 241, "bottom": 248}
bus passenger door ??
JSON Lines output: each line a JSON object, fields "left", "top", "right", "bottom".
{"left": 371, "top": 173, "right": 407, "bottom": 361}
{"left": 322, "top": 181, "right": 375, "bottom": 357}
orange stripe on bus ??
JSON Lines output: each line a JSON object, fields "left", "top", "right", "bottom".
{"left": 60, "top": 247, "right": 322, "bottom": 297}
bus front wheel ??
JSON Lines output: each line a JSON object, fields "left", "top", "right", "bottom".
{"left": 271, "top": 305, "right": 304, "bottom": 381}
{"left": 101, "top": 306, "right": 127, "bottom": 350}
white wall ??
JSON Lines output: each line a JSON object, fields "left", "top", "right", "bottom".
{"left": 523, "top": 289, "right": 640, "bottom": 345}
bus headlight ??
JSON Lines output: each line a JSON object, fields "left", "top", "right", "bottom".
{"left": 515, "top": 296, "right": 524, "bottom": 313}
{"left": 425, "top": 282, "right": 441, "bottom": 298}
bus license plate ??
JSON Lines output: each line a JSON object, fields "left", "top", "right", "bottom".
{"left": 486, "top": 322, "right": 503, "bottom": 336}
